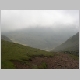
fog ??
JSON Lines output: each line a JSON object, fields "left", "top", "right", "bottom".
{"left": 1, "top": 10, "right": 79, "bottom": 32}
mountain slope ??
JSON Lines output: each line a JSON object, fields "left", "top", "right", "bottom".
{"left": 1, "top": 39, "right": 54, "bottom": 69}
{"left": 1, "top": 35, "right": 12, "bottom": 42}
{"left": 2, "top": 27, "right": 78, "bottom": 51}
{"left": 1, "top": 39, "right": 79, "bottom": 69}
{"left": 1, "top": 40, "right": 79, "bottom": 69}
{"left": 54, "top": 32, "right": 79, "bottom": 54}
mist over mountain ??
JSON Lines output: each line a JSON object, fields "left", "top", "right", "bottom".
{"left": 2, "top": 25, "right": 79, "bottom": 51}
{"left": 1, "top": 10, "right": 79, "bottom": 32}
{"left": 1, "top": 10, "right": 79, "bottom": 69}
{"left": 1, "top": 35, "right": 12, "bottom": 42}
{"left": 54, "top": 32, "right": 79, "bottom": 54}
{"left": 1, "top": 10, "right": 79, "bottom": 51}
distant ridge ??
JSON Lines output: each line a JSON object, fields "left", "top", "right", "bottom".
{"left": 1, "top": 35, "right": 12, "bottom": 42}
{"left": 54, "top": 32, "right": 79, "bottom": 55}
{"left": 1, "top": 27, "right": 78, "bottom": 51}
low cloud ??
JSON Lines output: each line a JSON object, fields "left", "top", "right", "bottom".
{"left": 1, "top": 10, "right": 79, "bottom": 32}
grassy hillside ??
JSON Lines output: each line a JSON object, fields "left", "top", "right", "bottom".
{"left": 1, "top": 39, "right": 55, "bottom": 69}
{"left": 1, "top": 39, "right": 79, "bottom": 69}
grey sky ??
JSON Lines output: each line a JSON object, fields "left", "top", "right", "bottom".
{"left": 1, "top": 10, "right": 79, "bottom": 32}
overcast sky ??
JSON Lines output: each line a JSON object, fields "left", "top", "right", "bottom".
{"left": 1, "top": 10, "right": 79, "bottom": 32}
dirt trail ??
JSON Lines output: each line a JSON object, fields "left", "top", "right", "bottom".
{"left": 11, "top": 53, "right": 79, "bottom": 69}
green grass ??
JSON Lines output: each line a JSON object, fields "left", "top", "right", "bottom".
{"left": 32, "top": 64, "right": 38, "bottom": 69}
{"left": 68, "top": 54, "right": 79, "bottom": 60}
{"left": 38, "top": 62, "right": 48, "bottom": 69}
{"left": 1, "top": 61, "right": 15, "bottom": 69}
{"left": 1, "top": 39, "right": 55, "bottom": 69}
{"left": 32, "top": 62, "right": 48, "bottom": 69}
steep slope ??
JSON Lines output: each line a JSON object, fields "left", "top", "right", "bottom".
{"left": 54, "top": 32, "right": 79, "bottom": 54}
{"left": 1, "top": 39, "right": 79, "bottom": 69}
{"left": 1, "top": 39, "right": 54, "bottom": 69}
{"left": 1, "top": 35, "right": 12, "bottom": 42}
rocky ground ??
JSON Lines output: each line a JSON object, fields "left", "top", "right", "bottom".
{"left": 11, "top": 53, "right": 79, "bottom": 69}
